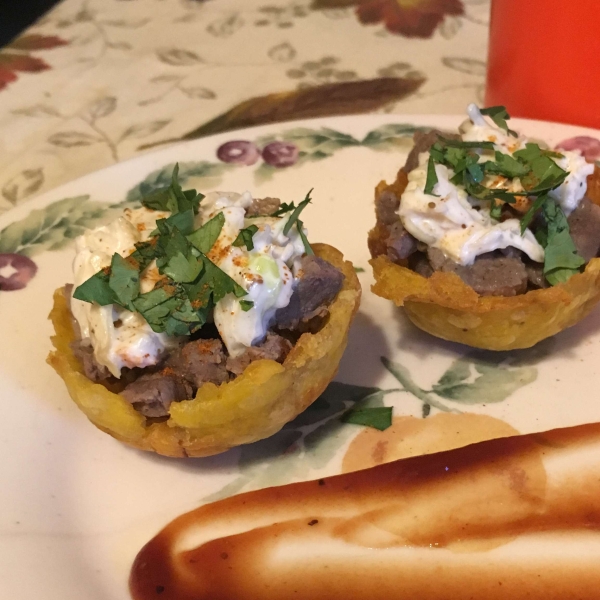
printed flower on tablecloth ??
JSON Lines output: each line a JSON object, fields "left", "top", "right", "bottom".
{"left": 0, "top": 34, "right": 67, "bottom": 92}
{"left": 312, "top": 0, "right": 464, "bottom": 39}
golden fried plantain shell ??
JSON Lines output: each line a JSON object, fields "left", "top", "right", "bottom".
{"left": 48, "top": 244, "right": 361, "bottom": 457}
{"left": 369, "top": 166, "right": 600, "bottom": 350}
{"left": 371, "top": 254, "right": 600, "bottom": 350}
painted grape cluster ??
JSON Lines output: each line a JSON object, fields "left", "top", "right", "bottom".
{"left": 0, "top": 254, "right": 37, "bottom": 291}
{"left": 216, "top": 140, "right": 299, "bottom": 168}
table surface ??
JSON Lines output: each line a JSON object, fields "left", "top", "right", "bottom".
{"left": 0, "top": 0, "right": 490, "bottom": 214}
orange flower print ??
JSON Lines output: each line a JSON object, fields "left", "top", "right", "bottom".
{"left": 0, "top": 34, "right": 67, "bottom": 92}
{"left": 356, "top": 0, "right": 465, "bottom": 39}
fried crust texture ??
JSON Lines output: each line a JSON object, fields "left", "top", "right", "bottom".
{"left": 369, "top": 168, "right": 600, "bottom": 350}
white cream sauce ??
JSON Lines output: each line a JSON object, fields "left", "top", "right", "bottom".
{"left": 198, "top": 191, "right": 305, "bottom": 358}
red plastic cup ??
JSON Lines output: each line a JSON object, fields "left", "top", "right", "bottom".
{"left": 485, "top": 0, "right": 600, "bottom": 129}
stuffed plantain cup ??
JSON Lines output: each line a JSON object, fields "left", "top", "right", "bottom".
{"left": 368, "top": 105, "right": 600, "bottom": 350}
{"left": 48, "top": 168, "right": 360, "bottom": 457}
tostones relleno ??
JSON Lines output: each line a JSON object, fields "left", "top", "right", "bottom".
{"left": 48, "top": 243, "right": 360, "bottom": 457}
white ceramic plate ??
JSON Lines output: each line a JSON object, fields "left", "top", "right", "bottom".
{"left": 2, "top": 114, "right": 600, "bottom": 599}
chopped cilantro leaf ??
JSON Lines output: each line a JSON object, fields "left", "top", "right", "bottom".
{"left": 480, "top": 106, "right": 517, "bottom": 136}
{"left": 429, "top": 142, "right": 446, "bottom": 163}
{"left": 272, "top": 201, "right": 296, "bottom": 217}
{"left": 201, "top": 255, "right": 247, "bottom": 301}
{"left": 163, "top": 252, "right": 203, "bottom": 283}
{"left": 239, "top": 300, "right": 254, "bottom": 312}
{"left": 424, "top": 155, "right": 439, "bottom": 196}
{"left": 520, "top": 193, "right": 548, "bottom": 234}
{"left": 109, "top": 253, "right": 140, "bottom": 310}
{"left": 485, "top": 151, "right": 529, "bottom": 178}
{"left": 467, "top": 162, "right": 484, "bottom": 183}
{"left": 73, "top": 269, "right": 116, "bottom": 306}
{"left": 132, "top": 287, "right": 179, "bottom": 333}
{"left": 283, "top": 190, "right": 312, "bottom": 235}
{"left": 489, "top": 200, "right": 502, "bottom": 220}
{"left": 130, "top": 239, "right": 158, "bottom": 272}
{"left": 341, "top": 406, "right": 393, "bottom": 431}
{"left": 232, "top": 225, "right": 259, "bottom": 251}
{"left": 140, "top": 163, "right": 203, "bottom": 215}
{"left": 187, "top": 212, "right": 225, "bottom": 254}
{"left": 296, "top": 219, "right": 314, "bottom": 255}
{"left": 542, "top": 200, "right": 585, "bottom": 285}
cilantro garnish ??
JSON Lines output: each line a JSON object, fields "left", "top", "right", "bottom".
{"left": 232, "top": 225, "right": 259, "bottom": 251}
{"left": 489, "top": 200, "right": 502, "bottom": 221}
{"left": 73, "top": 269, "right": 116, "bottom": 306}
{"left": 74, "top": 167, "right": 319, "bottom": 335}
{"left": 519, "top": 193, "right": 548, "bottom": 234}
{"left": 341, "top": 406, "right": 393, "bottom": 431}
{"left": 479, "top": 106, "right": 517, "bottom": 136}
{"left": 239, "top": 300, "right": 254, "bottom": 312}
{"left": 424, "top": 155, "right": 439, "bottom": 195}
{"left": 541, "top": 200, "right": 585, "bottom": 285}
{"left": 187, "top": 212, "right": 225, "bottom": 254}
{"left": 418, "top": 108, "right": 585, "bottom": 286}
{"left": 73, "top": 166, "right": 248, "bottom": 336}
{"left": 296, "top": 219, "right": 314, "bottom": 255}
{"left": 109, "top": 253, "right": 140, "bottom": 310}
{"left": 271, "top": 201, "right": 297, "bottom": 217}
{"left": 283, "top": 190, "right": 312, "bottom": 235}
{"left": 141, "top": 163, "right": 204, "bottom": 215}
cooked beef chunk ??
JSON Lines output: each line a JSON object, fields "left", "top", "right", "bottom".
{"left": 409, "top": 252, "right": 434, "bottom": 278}
{"left": 386, "top": 220, "right": 418, "bottom": 262}
{"left": 71, "top": 340, "right": 113, "bottom": 383}
{"left": 375, "top": 188, "right": 401, "bottom": 226}
{"left": 121, "top": 372, "right": 193, "bottom": 418}
{"left": 567, "top": 197, "right": 600, "bottom": 261}
{"left": 246, "top": 197, "right": 281, "bottom": 217}
{"left": 426, "top": 248, "right": 528, "bottom": 296}
{"left": 274, "top": 256, "right": 344, "bottom": 329}
{"left": 226, "top": 333, "right": 292, "bottom": 376}
{"left": 370, "top": 130, "right": 457, "bottom": 264}
{"left": 166, "top": 339, "right": 229, "bottom": 388}
{"left": 525, "top": 261, "right": 548, "bottom": 289}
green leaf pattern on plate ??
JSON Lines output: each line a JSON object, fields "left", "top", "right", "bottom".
{"left": 0, "top": 125, "right": 426, "bottom": 257}
{"left": 0, "top": 196, "right": 130, "bottom": 257}
{"left": 253, "top": 124, "right": 424, "bottom": 182}
{"left": 432, "top": 352, "right": 538, "bottom": 404}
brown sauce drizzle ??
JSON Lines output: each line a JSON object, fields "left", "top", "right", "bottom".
{"left": 130, "top": 423, "right": 600, "bottom": 600}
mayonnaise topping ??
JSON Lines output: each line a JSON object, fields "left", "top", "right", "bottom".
{"left": 398, "top": 104, "right": 594, "bottom": 266}
{"left": 71, "top": 193, "right": 307, "bottom": 376}
{"left": 71, "top": 207, "right": 177, "bottom": 377}
{"left": 198, "top": 191, "right": 305, "bottom": 357}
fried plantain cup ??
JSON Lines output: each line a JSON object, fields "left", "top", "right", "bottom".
{"left": 369, "top": 169, "right": 600, "bottom": 351}
{"left": 48, "top": 244, "right": 361, "bottom": 457}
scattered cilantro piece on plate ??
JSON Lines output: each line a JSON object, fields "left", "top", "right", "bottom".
{"left": 341, "top": 406, "right": 393, "bottom": 431}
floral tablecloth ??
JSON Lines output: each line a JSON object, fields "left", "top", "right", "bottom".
{"left": 0, "top": 0, "right": 490, "bottom": 214}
